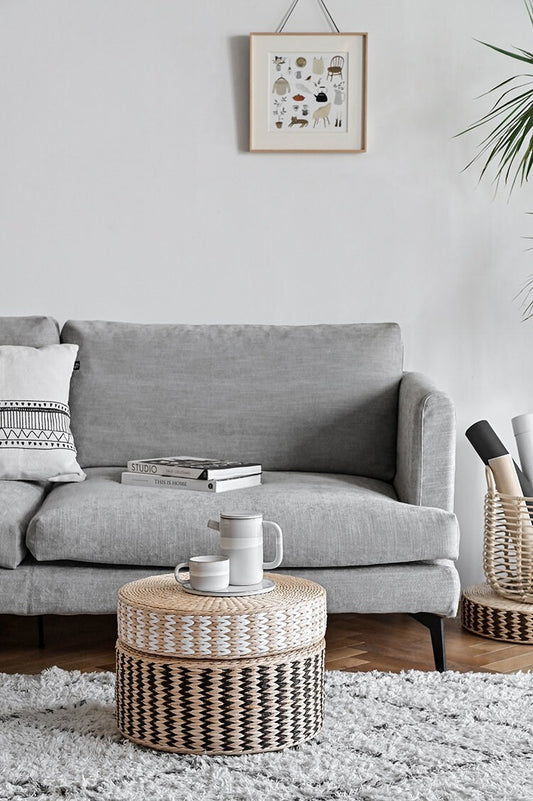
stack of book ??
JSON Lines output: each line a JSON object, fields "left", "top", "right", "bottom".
{"left": 121, "top": 457, "right": 262, "bottom": 493}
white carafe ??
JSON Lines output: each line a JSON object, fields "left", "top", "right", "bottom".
{"left": 207, "top": 513, "right": 283, "bottom": 586}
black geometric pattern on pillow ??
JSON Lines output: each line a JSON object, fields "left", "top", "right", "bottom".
{"left": 0, "top": 400, "right": 76, "bottom": 450}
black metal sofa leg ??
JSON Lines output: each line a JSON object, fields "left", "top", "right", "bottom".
{"left": 409, "top": 613, "right": 446, "bottom": 672}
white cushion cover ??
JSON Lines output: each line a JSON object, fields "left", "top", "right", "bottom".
{"left": 0, "top": 344, "right": 85, "bottom": 482}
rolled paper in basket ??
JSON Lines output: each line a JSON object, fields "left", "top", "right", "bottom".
{"left": 466, "top": 419, "right": 533, "bottom": 521}
{"left": 512, "top": 413, "right": 533, "bottom": 486}
{"left": 485, "top": 458, "right": 533, "bottom": 569}
{"left": 466, "top": 420, "right": 533, "bottom": 495}
{"left": 487, "top": 454, "right": 525, "bottom": 497}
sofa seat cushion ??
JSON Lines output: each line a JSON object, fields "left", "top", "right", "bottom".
{"left": 26, "top": 469, "right": 459, "bottom": 569}
{"left": 0, "top": 480, "right": 48, "bottom": 568}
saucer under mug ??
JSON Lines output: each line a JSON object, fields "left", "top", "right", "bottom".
{"left": 179, "top": 577, "right": 276, "bottom": 597}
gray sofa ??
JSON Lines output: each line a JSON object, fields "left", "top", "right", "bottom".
{"left": 0, "top": 317, "right": 460, "bottom": 668}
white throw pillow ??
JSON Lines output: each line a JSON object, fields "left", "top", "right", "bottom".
{"left": 0, "top": 344, "right": 85, "bottom": 482}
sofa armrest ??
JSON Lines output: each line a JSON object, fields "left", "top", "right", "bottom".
{"left": 394, "top": 372, "right": 456, "bottom": 511}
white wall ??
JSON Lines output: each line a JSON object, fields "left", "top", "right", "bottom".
{"left": 1, "top": 0, "right": 532, "bottom": 587}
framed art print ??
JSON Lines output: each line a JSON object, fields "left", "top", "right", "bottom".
{"left": 249, "top": 32, "right": 367, "bottom": 152}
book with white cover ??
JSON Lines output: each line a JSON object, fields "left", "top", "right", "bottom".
{"left": 121, "top": 471, "right": 262, "bottom": 493}
{"left": 126, "top": 456, "right": 262, "bottom": 480}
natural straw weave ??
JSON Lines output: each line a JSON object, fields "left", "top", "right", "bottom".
{"left": 484, "top": 467, "right": 533, "bottom": 602}
{"left": 116, "top": 638, "right": 325, "bottom": 755}
{"left": 116, "top": 573, "right": 327, "bottom": 754}
{"left": 461, "top": 583, "right": 533, "bottom": 644}
{"left": 118, "top": 573, "right": 327, "bottom": 659}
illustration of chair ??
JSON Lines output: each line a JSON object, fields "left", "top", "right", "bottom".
{"left": 327, "top": 56, "right": 344, "bottom": 81}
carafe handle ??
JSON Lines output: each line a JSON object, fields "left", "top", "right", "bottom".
{"left": 207, "top": 519, "right": 220, "bottom": 531}
{"left": 262, "top": 521, "right": 283, "bottom": 570}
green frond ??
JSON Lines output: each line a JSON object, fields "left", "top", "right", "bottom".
{"left": 477, "top": 40, "right": 533, "bottom": 65}
{"left": 461, "top": 2, "right": 533, "bottom": 322}
{"left": 524, "top": 0, "right": 533, "bottom": 27}
{"left": 459, "top": 8, "right": 533, "bottom": 190}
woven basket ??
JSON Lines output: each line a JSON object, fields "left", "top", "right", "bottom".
{"left": 116, "top": 573, "right": 326, "bottom": 755}
{"left": 484, "top": 466, "right": 533, "bottom": 602}
{"left": 462, "top": 583, "right": 533, "bottom": 644}
{"left": 118, "top": 573, "right": 327, "bottom": 660}
{"left": 116, "top": 639, "right": 325, "bottom": 755}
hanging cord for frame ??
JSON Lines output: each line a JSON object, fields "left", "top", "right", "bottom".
{"left": 276, "top": 0, "right": 340, "bottom": 33}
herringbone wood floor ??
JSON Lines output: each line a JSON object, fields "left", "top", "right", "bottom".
{"left": 1, "top": 612, "right": 533, "bottom": 674}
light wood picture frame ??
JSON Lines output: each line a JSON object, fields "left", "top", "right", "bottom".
{"left": 249, "top": 32, "right": 367, "bottom": 153}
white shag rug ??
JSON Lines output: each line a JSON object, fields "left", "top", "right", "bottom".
{"left": 1, "top": 668, "right": 533, "bottom": 800}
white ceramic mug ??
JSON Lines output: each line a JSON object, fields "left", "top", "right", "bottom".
{"left": 207, "top": 513, "right": 283, "bottom": 586}
{"left": 174, "top": 555, "right": 230, "bottom": 592}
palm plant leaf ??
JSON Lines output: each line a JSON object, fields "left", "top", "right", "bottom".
{"left": 459, "top": 0, "right": 533, "bottom": 320}
{"left": 477, "top": 40, "right": 533, "bottom": 65}
{"left": 459, "top": 0, "right": 533, "bottom": 188}
{"left": 515, "top": 275, "right": 533, "bottom": 319}
{"left": 460, "top": 82, "right": 533, "bottom": 189}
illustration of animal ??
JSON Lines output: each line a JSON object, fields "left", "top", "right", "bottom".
{"left": 312, "top": 102, "right": 331, "bottom": 128}
{"left": 289, "top": 116, "right": 309, "bottom": 128}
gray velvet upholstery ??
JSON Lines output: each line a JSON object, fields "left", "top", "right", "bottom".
{"left": 0, "top": 316, "right": 59, "bottom": 567}
{"left": 0, "top": 317, "right": 461, "bottom": 623}
{"left": 0, "top": 481, "right": 48, "bottom": 568}
{"left": 395, "top": 372, "right": 456, "bottom": 511}
{"left": 61, "top": 321, "right": 403, "bottom": 478}
{"left": 0, "top": 316, "right": 59, "bottom": 346}
{"left": 26, "top": 468, "right": 459, "bottom": 569}
{"left": 0, "top": 557, "right": 460, "bottom": 617}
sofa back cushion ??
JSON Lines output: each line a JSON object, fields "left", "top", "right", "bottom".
{"left": 61, "top": 321, "right": 403, "bottom": 479}
{"left": 0, "top": 316, "right": 60, "bottom": 346}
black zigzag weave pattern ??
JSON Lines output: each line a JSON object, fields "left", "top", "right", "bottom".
{"left": 0, "top": 400, "right": 75, "bottom": 450}
{"left": 462, "top": 592, "right": 533, "bottom": 644}
{"left": 116, "top": 639, "right": 325, "bottom": 755}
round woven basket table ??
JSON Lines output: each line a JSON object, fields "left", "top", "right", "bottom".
{"left": 461, "top": 582, "right": 533, "bottom": 644}
{"left": 116, "top": 573, "right": 327, "bottom": 755}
